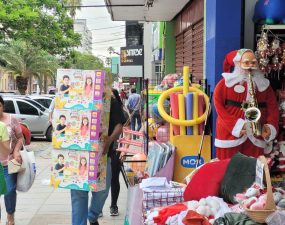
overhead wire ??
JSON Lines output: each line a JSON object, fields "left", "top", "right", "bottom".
{"left": 89, "top": 25, "right": 125, "bottom": 31}
{"left": 92, "top": 37, "right": 125, "bottom": 44}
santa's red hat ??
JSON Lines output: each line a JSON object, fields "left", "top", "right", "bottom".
{"left": 223, "top": 50, "right": 238, "bottom": 72}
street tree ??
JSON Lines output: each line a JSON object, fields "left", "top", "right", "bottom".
{"left": 0, "top": 41, "right": 59, "bottom": 94}
{"left": 0, "top": 0, "right": 81, "bottom": 56}
{"left": 63, "top": 0, "right": 82, "bottom": 19}
{"left": 61, "top": 51, "right": 105, "bottom": 70}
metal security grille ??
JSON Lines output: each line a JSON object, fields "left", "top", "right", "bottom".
{"left": 175, "top": 19, "right": 204, "bottom": 82}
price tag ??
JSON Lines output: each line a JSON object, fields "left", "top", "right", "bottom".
{"left": 255, "top": 159, "right": 264, "bottom": 189}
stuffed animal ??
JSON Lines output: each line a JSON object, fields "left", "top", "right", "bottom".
{"left": 245, "top": 187, "right": 260, "bottom": 198}
{"left": 186, "top": 197, "right": 222, "bottom": 219}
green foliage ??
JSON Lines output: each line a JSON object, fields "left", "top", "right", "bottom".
{"left": 61, "top": 51, "right": 105, "bottom": 70}
{"left": 0, "top": 0, "right": 81, "bottom": 56}
{"left": 0, "top": 40, "right": 59, "bottom": 93}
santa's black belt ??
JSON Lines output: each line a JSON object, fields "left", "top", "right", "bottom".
{"left": 225, "top": 99, "right": 266, "bottom": 108}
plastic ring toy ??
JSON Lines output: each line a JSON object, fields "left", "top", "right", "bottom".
{"left": 157, "top": 86, "right": 209, "bottom": 126}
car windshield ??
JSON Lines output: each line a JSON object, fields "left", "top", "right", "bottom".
{"left": 21, "top": 98, "right": 47, "bottom": 112}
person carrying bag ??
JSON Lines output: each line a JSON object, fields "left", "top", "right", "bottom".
{"left": 0, "top": 96, "right": 25, "bottom": 225}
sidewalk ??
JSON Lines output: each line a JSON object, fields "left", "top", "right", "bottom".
{"left": 0, "top": 146, "right": 127, "bottom": 225}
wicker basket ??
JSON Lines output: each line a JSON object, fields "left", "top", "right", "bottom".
{"left": 244, "top": 156, "right": 276, "bottom": 223}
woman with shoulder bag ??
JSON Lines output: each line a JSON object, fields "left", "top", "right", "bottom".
{"left": 0, "top": 119, "right": 11, "bottom": 220}
{"left": 0, "top": 96, "right": 24, "bottom": 225}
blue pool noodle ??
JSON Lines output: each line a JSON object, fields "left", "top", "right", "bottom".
{"left": 186, "top": 93, "right": 193, "bottom": 135}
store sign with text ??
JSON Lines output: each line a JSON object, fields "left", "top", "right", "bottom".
{"left": 120, "top": 46, "right": 144, "bottom": 66}
{"left": 181, "top": 156, "right": 204, "bottom": 168}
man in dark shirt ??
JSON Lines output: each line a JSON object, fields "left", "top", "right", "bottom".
{"left": 70, "top": 95, "right": 126, "bottom": 225}
{"left": 60, "top": 75, "right": 71, "bottom": 95}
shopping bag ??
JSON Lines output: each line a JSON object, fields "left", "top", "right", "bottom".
{"left": 125, "top": 185, "right": 143, "bottom": 225}
{"left": 8, "top": 159, "right": 25, "bottom": 174}
{"left": 0, "top": 164, "right": 7, "bottom": 195}
{"left": 16, "top": 146, "right": 36, "bottom": 192}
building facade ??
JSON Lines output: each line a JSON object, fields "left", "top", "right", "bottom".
{"left": 74, "top": 19, "right": 93, "bottom": 54}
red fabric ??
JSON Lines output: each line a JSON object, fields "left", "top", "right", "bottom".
{"left": 153, "top": 204, "right": 187, "bottom": 225}
{"left": 216, "top": 139, "right": 263, "bottom": 160}
{"left": 223, "top": 50, "right": 238, "bottom": 72}
{"left": 182, "top": 210, "right": 211, "bottom": 225}
{"left": 183, "top": 159, "right": 230, "bottom": 201}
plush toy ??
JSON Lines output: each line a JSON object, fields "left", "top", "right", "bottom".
{"left": 253, "top": 0, "right": 285, "bottom": 24}
{"left": 235, "top": 193, "right": 247, "bottom": 203}
{"left": 237, "top": 185, "right": 285, "bottom": 211}
{"left": 273, "top": 192, "right": 283, "bottom": 203}
{"left": 243, "top": 197, "right": 258, "bottom": 209}
{"left": 277, "top": 199, "right": 285, "bottom": 208}
{"left": 186, "top": 197, "right": 223, "bottom": 220}
{"left": 187, "top": 201, "right": 199, "bottom": 210}
{"left": 245, "top": 187, "right": 260, "bottom": 198}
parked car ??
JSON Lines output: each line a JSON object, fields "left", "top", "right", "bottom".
{"left": 20, "top": 123, "right": 31, "bottom": 145}
{"left": 3, "top": 97, "right": 52, "bottom": 141}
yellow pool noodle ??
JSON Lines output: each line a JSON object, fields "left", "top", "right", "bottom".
{"left": 178, "top": 94, "right": 186, "bottom": 135}
{"left": 193, "top": 92, "right": 199, "bottom": 135}
{"left": 183, "top": 66, "right": 189, "bottom": 96}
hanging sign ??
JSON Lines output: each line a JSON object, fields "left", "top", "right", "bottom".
{"left": 120, "top": 45, "right": 144, "bottom": 66}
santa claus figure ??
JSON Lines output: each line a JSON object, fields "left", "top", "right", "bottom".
{"left": 214, "top": 49, "right": 279, "bottom": 160}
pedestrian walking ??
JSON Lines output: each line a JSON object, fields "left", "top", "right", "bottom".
{"left": 127, "top": 88, "right": 142, "bottom": 138}
{"left": 108, "top": 89, "right": 128, "bottom": 216}
{"left": 70, "top": 92, "right": 126, "bottom": 225}
{"left": 0, "top": 96, "right": 24, "bottom": 225}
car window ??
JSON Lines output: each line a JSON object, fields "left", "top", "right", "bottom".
{"left": 17, "top": 101, "right": 39, "bottom": 115}
{"left": 35, "top": 99, "right": 52, "bottom": 108}
{"left": 23, "top": 99, "right": 46, "bottom": 111}
{"left": 4, "top": 100, "right": 16, "bottom": 114}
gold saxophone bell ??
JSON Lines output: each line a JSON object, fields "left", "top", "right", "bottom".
{"left": 244, "top": 107, "right": 262, "bottom": 137}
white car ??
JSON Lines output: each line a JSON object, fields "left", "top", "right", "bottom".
{"left": 3, "top": 97, "right": 52, "bottom": 141}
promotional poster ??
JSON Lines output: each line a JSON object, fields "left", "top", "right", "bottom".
{"left": 51, "top": 69, "right": 111, "bottom": 192}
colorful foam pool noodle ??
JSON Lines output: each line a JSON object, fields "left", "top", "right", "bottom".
{"left": 193, "top": 92, "right": 199, "bottom": 135}
{"left": 186, "top": 93, "right": 193, "bottom": 135}
{"left": 170, "top": 92, "right": 180, "bottom": 135}
{"left": 178, "top": 94, "right": 186, "bottom": 135}
{"left": 198, "top": 94, "right": 205, "bottom": 135}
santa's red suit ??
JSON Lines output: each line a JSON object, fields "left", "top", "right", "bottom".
{"left": 214, "top": 54, "right": 279, "bottom": 160}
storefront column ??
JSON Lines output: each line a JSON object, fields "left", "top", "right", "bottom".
{"left": 205, "top": 0, "right": 243, "bottom": 158}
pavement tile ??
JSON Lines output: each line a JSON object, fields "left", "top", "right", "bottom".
{"left": 1, "top": 141, "right": 128, "bottom": 225}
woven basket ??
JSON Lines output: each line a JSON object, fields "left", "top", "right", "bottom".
{"left": 244, "top": 156, "right": 276, "bottom": 223}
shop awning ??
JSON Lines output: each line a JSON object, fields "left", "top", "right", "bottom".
{"left": 104, "top": 0, "right": 189, "bottom": 21}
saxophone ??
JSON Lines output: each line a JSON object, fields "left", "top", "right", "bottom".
{"left": 242, "top": 68, "right": 262, "bottom": 137}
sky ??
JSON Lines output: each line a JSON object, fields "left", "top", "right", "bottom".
{"left": 75, "top": 0, "right": 126, "bottom": 59}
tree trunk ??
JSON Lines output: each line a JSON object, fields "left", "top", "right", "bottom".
{"left": 16, "top": 76, "right": 28, "bottom": 95}
{"left": 38, "top": 75, "right": 43, "bottom": 95}
{"left": 29, "top": 74, "right": 32, "bottom": 94}
{"left": 44, "top": 73, "right": 47, "bottom": 94}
